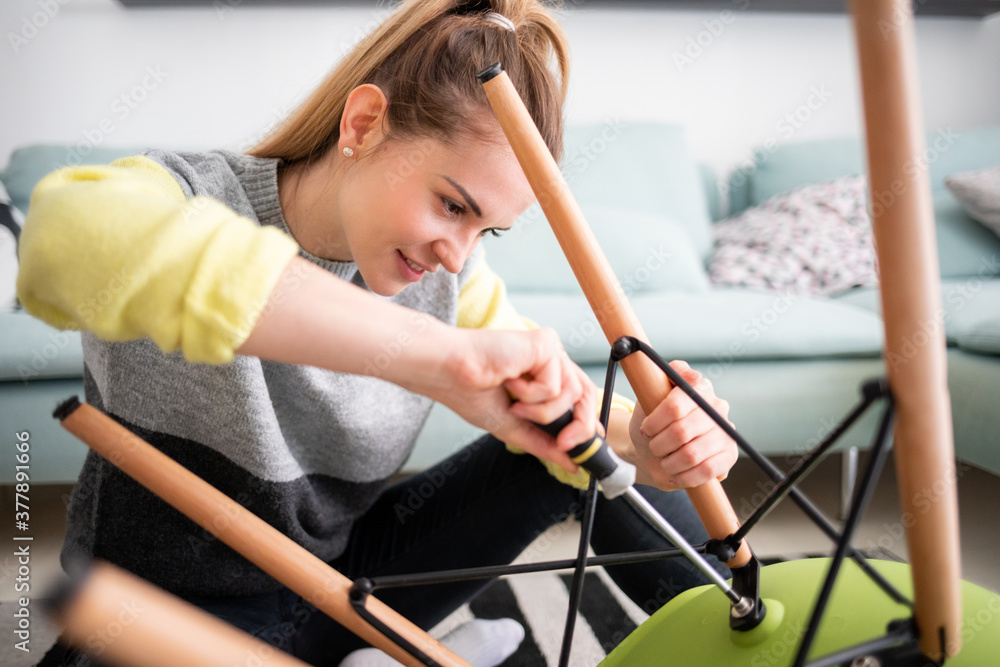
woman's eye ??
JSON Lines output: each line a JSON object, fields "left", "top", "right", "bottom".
{"left": 442, "top": 197, "right": 465, "bottom": 216}
{"left": 480, "top": 228, "right": 504, "bottom": 238}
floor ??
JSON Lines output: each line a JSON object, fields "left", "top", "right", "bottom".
{"left": 1, "top": 453, "right": 997, "bottom": 666}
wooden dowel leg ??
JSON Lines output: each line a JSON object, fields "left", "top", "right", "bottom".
{"left": 49, "top": 561, "right": 311, "bottom": 667}
{"left": 479, "top": 67, "right": 751, "bottom": 569}
{"left": 55, "top": 398, "right": 471, "bottom": 667}
{"left": 850, "top": 0, "right": 962, "bottom": 660}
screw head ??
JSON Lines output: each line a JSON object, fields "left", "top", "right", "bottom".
{"left": 730, "top": 596, "right": 754, "bottom": 618}
{"left": 850, "top": 657, "right": 881, "bottom": 667}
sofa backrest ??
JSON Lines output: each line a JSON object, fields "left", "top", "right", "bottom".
{"left": 1, "top": 123, "right": 712, "bottom": 235}
{"left": 559, "top": 121, "right": 712, "bottom": 259}
{"left": 727, "top": 125, "right": 1000, "bottom": 213}
{"left": 482, "top": 121, "right": 713, "bottom": 296}
{"left": 1, "top": 145, "right": 146, "bottom": 214}
{"left": 2, "top": 123, "right": 716, "bottom": 298}
{"left": 724, "top": 125, "right": 1000, "bottom": 280}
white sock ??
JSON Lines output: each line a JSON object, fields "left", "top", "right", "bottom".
{"left": 338, "top": 618, "right": 525, "bottom": 667}
{"left": 442, "top": 618, "right": 525, "bottom": 666}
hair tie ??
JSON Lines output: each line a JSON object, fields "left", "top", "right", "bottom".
{"left": 483, "top": 12, "right": 515, "bottom": 32}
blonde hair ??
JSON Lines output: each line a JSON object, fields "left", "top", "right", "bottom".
{"left": 250, "top": 0, "right": 569, "bottom": 165}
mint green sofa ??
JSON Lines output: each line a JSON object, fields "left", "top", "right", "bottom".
{"left": 3, "top": 124, "right": 999, "bottom": 487}
{"left": 408, "top": 122, "right": 1000, "bottom": 482}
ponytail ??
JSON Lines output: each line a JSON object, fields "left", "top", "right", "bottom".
{"left": 250, "top": 0, "right": 569, "bottom": 166}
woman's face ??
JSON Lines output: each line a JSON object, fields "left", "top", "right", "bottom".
{"left": 336, "top": 134, "right": 535, "bottom": 296}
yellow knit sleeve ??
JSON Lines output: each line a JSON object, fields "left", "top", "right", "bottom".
{"left": 16, "top": 156, "right": 299, "bottom": 364}
{"left": 457, "top": 258, "right": 635, "bottom": 490}
{"left": 457, "top": 258, "right": 536, "bottom": 331}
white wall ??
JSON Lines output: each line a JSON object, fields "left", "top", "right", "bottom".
{"left": 2, "top": 0, "right": 999, "bottom": 179}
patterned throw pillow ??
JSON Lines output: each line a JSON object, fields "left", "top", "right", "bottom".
{"left": 708, "top": 175, "right": 878, "bottom": 297}
{"left": 1, "top": 180, "right": 24, "bottom": 311}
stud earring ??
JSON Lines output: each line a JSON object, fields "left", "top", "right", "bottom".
{"left": 343, "top": 147, "right": 355, "bottom": 157}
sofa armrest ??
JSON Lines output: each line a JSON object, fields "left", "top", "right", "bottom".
{"left": 0, "top": 311, "right": 83, "bottom": 382}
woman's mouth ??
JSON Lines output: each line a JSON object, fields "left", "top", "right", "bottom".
{"left": 398, "top": 250, "right": 425, "bottom": 282}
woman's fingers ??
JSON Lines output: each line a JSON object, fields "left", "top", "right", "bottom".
{"left": 661, "top": 445, "right": 738, "bottom": 489}
{"left": 501, "top": 328, "right": 565, "bottom": 404}
{"left": 507, "top": 367, "right": 597, "bottom": 443}
{"left": 505, "top": 331, "right": 598, "bottom": 447}
{"left": 493, "top": 418, "right": 580, "bottom": 473}
{"left": 442, "top": 326, "right": 600, "bottom": 470}
{"left": 647, "top": 408, "right": 718, "bottom": 458}
{"left": 625, "top": 360, "right": 738, "bottom": 491}
{"left": 560, "top": 365, "right": 600, "bottom": 449}
{"left": 639, "top": 365, "right": 729, "bottom": 440}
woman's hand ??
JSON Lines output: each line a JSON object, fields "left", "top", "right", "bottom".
{"left": 627, "top": 360, "right": 737, "bottom": 491}
{"left": 431, "top": 326, "right": 599, "bottom": 473}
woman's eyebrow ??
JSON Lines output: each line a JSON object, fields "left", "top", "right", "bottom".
{"left": 442, "top": 176, "right": 483, "bottom": 218}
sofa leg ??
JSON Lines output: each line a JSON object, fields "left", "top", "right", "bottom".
{"left": 840, "top": 446, "right": 859, "bottom": 522}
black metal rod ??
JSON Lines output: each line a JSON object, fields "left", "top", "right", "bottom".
{"left": 793, "top": 398, "right": 897, "bottom": 667}
{"left": 600, "top": 347, "right": 621, "bottom": 426}
{"left": 559, "top": 475, "right": 600, "bottom": 667}
{"left": 803, "top": 619, "right": 916, "bottom": 667}
{"left": 621, "top": 338, "right": 910, "bottom": 607}
{"left": 740, "top": 451, "right": 908, "bottom": 606}
{"left": 559, "top": 355, "right": 618, "bottom": 667}
{"left": 733, "top": 390, "right": 879, "bottom": 542}
{"left": 364, "top": 545, "right": 697, "bottom": 591}
{"left": 348, "top": 579, "right": 440, "bottom": 667}
{"left": 556, "top": 372, "right": 619, "bottom": 667}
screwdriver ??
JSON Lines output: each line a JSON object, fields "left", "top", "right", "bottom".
{"left": 537, "top": 411, "right": 751, "bottom": 613}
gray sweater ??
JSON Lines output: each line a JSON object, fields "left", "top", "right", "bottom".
{"left": 62, "top": 149, "right": 482, "bottom": 598}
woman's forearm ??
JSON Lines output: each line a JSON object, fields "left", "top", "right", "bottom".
{"left": 236, "top": 256, "right": 458, "bottom": 396}
{"left": 237, "top": 256, "right": 599, "bottom": 462}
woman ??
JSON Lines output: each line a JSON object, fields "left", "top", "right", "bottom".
{"left": 20, "top": 1, "right": 737, "bottom": 665}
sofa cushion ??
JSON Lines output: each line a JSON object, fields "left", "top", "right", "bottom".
{"left": 830, "top": 286, "right": 881, "bottom": 315}
{"left": 830, "top": 280, "right": 1000, "bottom": 354}
{"left": 941, "top": 279, "right": 1000, "bottom": 346}
{"left": 947, "top": 351, "right": 1000, "bottom": 476}
{"left": 561, "top": 122, "right": 712, "bottom": 260}
{"left": 0, "top": 311, "right": 83, "bottom": 381}
{"left": 956, "top": 319, "right": 1000, "bottom": 356}
{"left": 934, "top": 196, "right": 1000, "bottom": 279}
{"left": 485, "top": 207, "right": 709, "bottom": 295}
{"left": 509, "top": 289, "right": 884, "bottom": 365}
{"left": 1, "top": 144, "right": 146, "bottom": 213}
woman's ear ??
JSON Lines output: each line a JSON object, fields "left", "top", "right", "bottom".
{"left": 339, "top": 84, "right": 389, "bottom": 156}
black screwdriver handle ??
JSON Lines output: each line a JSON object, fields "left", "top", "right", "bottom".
{"left": 536, "top": 410, "right": 620, "bottom": 482}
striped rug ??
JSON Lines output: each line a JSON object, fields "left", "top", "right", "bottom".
{"left": 429, "top": 567, "right": 647, "bottom": 667}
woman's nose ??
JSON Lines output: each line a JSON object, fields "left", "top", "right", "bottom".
{"left": 433, "top": 231, "right": 479, "bottom": 274}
